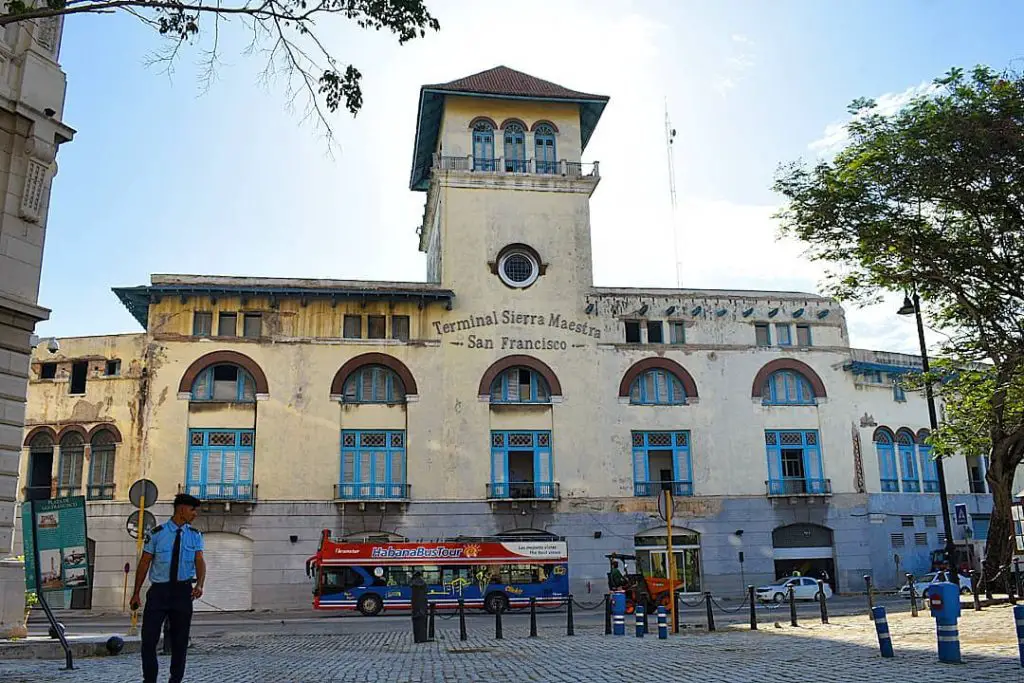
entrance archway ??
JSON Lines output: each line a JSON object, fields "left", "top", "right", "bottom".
{"left": 772, "top": 523, "right": 836, "bottom": 591}
{"left": 633, "top": 526, "right": 702, "bottom": 594}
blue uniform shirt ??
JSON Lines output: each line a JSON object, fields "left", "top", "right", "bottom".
{"left": 143, "top": 519, "right": 203, "bottom": 583}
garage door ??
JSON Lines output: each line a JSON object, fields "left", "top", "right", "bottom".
{"left": 196, "top": 533, "right": 253, "bottom": 612}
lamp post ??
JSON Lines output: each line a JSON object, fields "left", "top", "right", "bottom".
{"left": 898, "top": 291, "right": 957, "bottom": 579}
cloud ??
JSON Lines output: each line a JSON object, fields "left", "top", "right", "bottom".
{"left": 808, "top": 80, "right": 940, "bottom": 155}
{"left": 731, "top": 33, "right": 753, "bottom": 44}
{"left": 711, "top": 32, "right": 756, "bottom": 98}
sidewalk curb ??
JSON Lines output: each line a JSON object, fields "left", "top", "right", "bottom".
{"left": 0, "top": 635, "right": 141, "bottom": 660}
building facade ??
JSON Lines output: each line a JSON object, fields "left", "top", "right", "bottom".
{"left": 0, "top": 15, "right": 74, "bottom": 634}
{"left": 14, "top": 67, "right": 992, "bottom": 612}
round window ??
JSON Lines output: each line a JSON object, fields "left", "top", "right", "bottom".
{"left": 498, "top": 251, "right": 539, "bottom": 288}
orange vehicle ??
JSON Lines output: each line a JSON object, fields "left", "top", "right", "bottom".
{"left": 606, "top": 552, "right": 679, "bottom": 613}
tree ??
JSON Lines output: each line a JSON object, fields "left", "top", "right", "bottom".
{"left": 773, "top": 65, "right": 1024, "bottom": 587}
{"left": 1, "top": 0, "right": 439, "bottom": 142}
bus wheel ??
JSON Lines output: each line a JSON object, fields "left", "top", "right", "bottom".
{"left": 484, "top": 592, "right": 508, "bottom": 614}
{"left": 357, "top": 593, "right": 383, "bottom": 616}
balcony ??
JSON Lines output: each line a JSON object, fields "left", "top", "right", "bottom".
{"left": 766, "top": 478, "right": 832, "bottom": 498}
{"left": 334, "top": 483, "right": 410, "bottom": 502}
{"left": 179, "top": 482, "right": 257, "bottom": 505}
{"left": 55, "top": 485, "right": 80, "bottom": 498}
{"left": 432, "top": 154, "right": 599, "bottom": 181}
{"left": 486, "top": 481, "right": 560, "bottom": 502}
{"left": 633, "top": 481, "right": 693, "bottom": 497}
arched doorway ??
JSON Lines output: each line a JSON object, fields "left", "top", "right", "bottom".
{"left": 772, "top": 523, "right": 836, "bottom": 591}
{"left": 633, "top": 527, "right": 702, "bottom": 594}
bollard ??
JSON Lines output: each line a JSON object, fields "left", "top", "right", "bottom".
{"left": 529, "top": 597, "right": 538, "bottom": 638}
{"left": 704, "top": 591, "right": 716, "bottom": 632}
{"left": 635, "top": 604, "right": 645, "bottom": 637}
{"left": 643, "top": 603, "right": 650, "bottom": 634}
{"left": 566, "top": 595, "right": 575, "bottom": 636}
{"left": 871, "top": 606, "right": 894, "bottom": 658}
{"left": 657, "top": 606, "right": 668, "bottom": 640}
{"left": 748, "top": 585, "right": 757, "bottom": 630}
{"left": 906, "top": 573, "right": 918, "bottom": 618}
{"left": 864, "top": 575, "right": 874, "bottom": 619}
{"left": 611, "top": 591, "right": 626, "bottom": 636}
{"left": 929, "top": 580, "right": 961, "bottom": 664}
{"left": 970, "top": 570, "right": 981, "bottom": 612}
{"left": 458, "top": 598, "right": 467, "bottom": 641}
{"left": 1014, "top": 604, "right": 1024, "bottom": 667}
{"left": 411, "top": 573, "right": 429, "bottom": 643}
{"left": 818, "top": 580, "right": 828, "bottom": 624}
{"left": 428, "top": 603, "right": 436, "bottom": 641}
{"left": 604, "top": 594, "right": 612, "bottom": 635}
{"left": 673, "top": 594, "right": 680, "bottom": 632}
{"left": 1016, "top": 559, "right": 1023, "bottom": 599}
{"left": 495, "top": 604, "right": 503, "bottom": 640}
{"left": 1010, "top": 567, "right": 1018, "bottom": 605}
{"left": 789, "top": 585, "right": 798, "bottom": 627}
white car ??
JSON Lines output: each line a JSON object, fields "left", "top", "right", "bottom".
{"left": 756, "top": 576, "right": 833, "bottom": 603}
{"left": 898, "top": 572, "right": 973, "bottom": 599}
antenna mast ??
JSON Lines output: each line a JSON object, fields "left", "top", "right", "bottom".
{"left": 665, "top": 99, "right": 681, "bottom": 287}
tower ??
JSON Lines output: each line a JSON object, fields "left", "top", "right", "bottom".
{"left": 411, "top": 66, "right": 608, "bottom": 309}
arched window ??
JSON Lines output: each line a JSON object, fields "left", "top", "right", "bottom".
{"left": 503, "top": 122, "right": 526, "bottom": 172}
{"left": 191, "top": 364, "right": 256, "bottom": 402}
{"left": 630, "top": 369, "right": 686, "bottom": 405}
{"left": 490, "top": 367, "right": 551, "bottom": 403}
{"left": 88, "top": 430, "right": 117, "bottom": 500}
{"left": 762, "top": 370, "right": 816, "bottom": 405}
{"left": 896, "top": 429, "right": 920, "bottom": 492}
{"left": 917, "top": 429, "right": 940, "bottom": 492}
{"left": 343, "top": 365, "right": 406, "bottom": 404}
{"left": 58, "top": 431, "right": 85, "bottom": 496}
{"left": 534, "top": 124, "right": 557, "bottom": 174}
{"left": 473, "top": 121, "right": 495, "bottom": 171}
{"left": 873, "top": 429, "right": 898, "bottom": 492}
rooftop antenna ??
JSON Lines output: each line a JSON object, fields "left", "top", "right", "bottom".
{"left": 665, "top": 98, "right": 681, "bottom": 287}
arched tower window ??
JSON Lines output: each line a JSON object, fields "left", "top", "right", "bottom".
{"left": 873, "top": 428, "right": 898, "bottom": 492}
{"left": 473, "top": 120, "right": 495, "bottom": 171}
{"left": 57, "top": 431, "right": 85, "bottom": 496}
{"left": 503, "top": 122, "right": 526, "bottom": 172}
{"left": 896, "top": 429, "right": 920, "bottom": 492}
{"left": 88, "top": 429, "right": 117, "bottom": 500}
{"left": 534, "top": 123, "right": 557, "bottom": 174}
{"left": 917, "top": 429, "right": 940, "bottom": 492}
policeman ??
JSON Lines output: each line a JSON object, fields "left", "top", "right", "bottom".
{"left": 129, "top": 493, "right": 206, "bottom": 683}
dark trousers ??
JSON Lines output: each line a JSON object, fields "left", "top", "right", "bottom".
{"left": 142, "top": 582, "right": 194, "bottom": 683}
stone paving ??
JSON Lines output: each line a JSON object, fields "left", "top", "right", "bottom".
{"left": 2, "top": 605, "right": 1023, "bottom": 682}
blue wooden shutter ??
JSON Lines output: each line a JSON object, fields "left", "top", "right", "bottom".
{"left": 765, "top": 433, "right": 782, "bottom": 494}
{"left": 633, "top": 439, "right": 648, "bottom": 495}
{"left": 876, "top": 441, "right": 897, "bottom": 491}
{"left": 491, "top": 439, "right": 507, "bottom": 498}
{"left": 803, "top": 432, "right": 824, "bottom": 492}
{"left": 535, "top": 437, "right": 552, "bottom": 497}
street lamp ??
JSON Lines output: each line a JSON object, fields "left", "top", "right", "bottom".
{"left": 898, "top": 291, "right": 957, "bottom": 579}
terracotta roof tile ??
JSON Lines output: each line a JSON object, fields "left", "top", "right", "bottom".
{"left": 424, "top": 66, "right": 608, "bottom": 102}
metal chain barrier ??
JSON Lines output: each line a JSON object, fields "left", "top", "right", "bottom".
{"left": 677, "top": 594, "right": 707, "bottom": 608}
{"left": 572, "top": 598, "right": 606, "bottom": 611}
{"left": 711, "top": 594, "right": 750, "bottom": 614}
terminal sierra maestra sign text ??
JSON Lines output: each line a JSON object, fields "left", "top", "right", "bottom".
{"left": 434, "top": 310, "right": 601, "bottom": 350}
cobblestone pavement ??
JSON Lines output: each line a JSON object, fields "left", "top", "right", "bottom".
{"left": 3, "top": 606, "right": 1023, "bottom": 682}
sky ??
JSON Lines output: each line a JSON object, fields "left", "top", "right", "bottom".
{"left": 36, "top": 0, "right": 1024, "bottom": 354}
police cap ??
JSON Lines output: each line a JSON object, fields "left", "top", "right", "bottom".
{"left": 173, "top": 493, "right": 202, "bottom": 508}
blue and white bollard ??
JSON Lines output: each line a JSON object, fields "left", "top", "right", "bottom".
{"left": 611, "top": 591, "right": 626, "bottom": 636}
{"left": 635, "top": 604, "right": 645, "bottom": 638}
{"left": 929, "top": 581, "right": 961, "bottom": 664}
{"left": 657, "top": 606, "right": 668, "bottom": 640}
{"left": 871, "top": 606, "right": 894, "bottom": 658}
{"left": 1014, "top": 604, "right": 1024, "bottom": 667}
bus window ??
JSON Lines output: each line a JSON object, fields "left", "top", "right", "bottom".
{"left": 442, "top": 567, "right": 472, "bottom": 586}
{"left": 320, "top": 567, "right": 364, "bottom": 595}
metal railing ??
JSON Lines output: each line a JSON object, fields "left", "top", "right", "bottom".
{"left": 486, "top": 481, "right": 560, "bottom": 501}
{"left": 765, "top": 478, "right": 832, "bottom": 496}
{"left": 434, "top": 154, "right": 599, "bottom": 179}
{"left": 180, "top": 482, "right": 258, "bottom": 502}
{"left": 86, "top": 484, "right": 115, "bottom": 501}
{"left": 55, "top": 485, "right": 80, "bottom": 498}
{"left": 633, "top": 481, "right": 693, "bottom": 497}
{"left": 334, "top": 483, "right": 411, "bottom": 501}
{"left": 923, "top": 480, "right": 941, "bottom": 493}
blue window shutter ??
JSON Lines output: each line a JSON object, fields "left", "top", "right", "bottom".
{"left": 491, "top": 443, "right": 507, "bottom": 497}
{"left": 898, "top": 442, "right": 919, "bottom": 491}
{"left": 804, "top": 434, "right": 823, "bottom": 490}
{"left": 633, "top": 445, "right": 647, "bottom": 491}
{"left": 876, "top": 441, "right": 898, "bottom": 491}
{"left": 674, "top": 435, "right": 692, "bottom": 484}
{"left": 765, "top": 435, "right": 782, "bottom": 493}
{"left": 535, "top": 440, "right": 552, "bottom": 497}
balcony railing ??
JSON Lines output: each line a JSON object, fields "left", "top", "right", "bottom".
{"left": 180, "top": 482, "right": 257, "bottom": 502}
{"left": 433, "top": 154, "right": 599, "bottom": 180}
{"left": 86, "top": 484, "right": 115, "bottom": 501}
{"left": 922, "top": 480, "right": 941, "bottom": 493}
{"left": 55, "top": 485, "right": 80, "bottom": 498}
{"left": 766, "top": 478, "right": 832, "bottom": 497}
{"left": 334, "top": 483, "right": 410, "bottom": 501}
{"left": 633, "top": 481, "right": 693, "bottom": 497}
{"left": 487, "top": 481, "right": 560, "bottom": 501}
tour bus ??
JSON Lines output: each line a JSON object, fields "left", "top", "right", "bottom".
{"left": 305, "top": 529, "right": 569, "bottom": 615}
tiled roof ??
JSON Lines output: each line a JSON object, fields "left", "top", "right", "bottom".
{"left": 424, "top": 66, "right": 608, "bottom": 102}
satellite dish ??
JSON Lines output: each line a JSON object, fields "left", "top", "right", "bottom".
{"left": 128, "top": 479, "right": 159, "bottom": 509}
{"left": 126, "top": 510, "right": 157, "bottom": 540}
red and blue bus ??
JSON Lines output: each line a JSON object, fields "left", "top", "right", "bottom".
{"left": 305, "top": 529, "right": 569, "bottom": 615}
